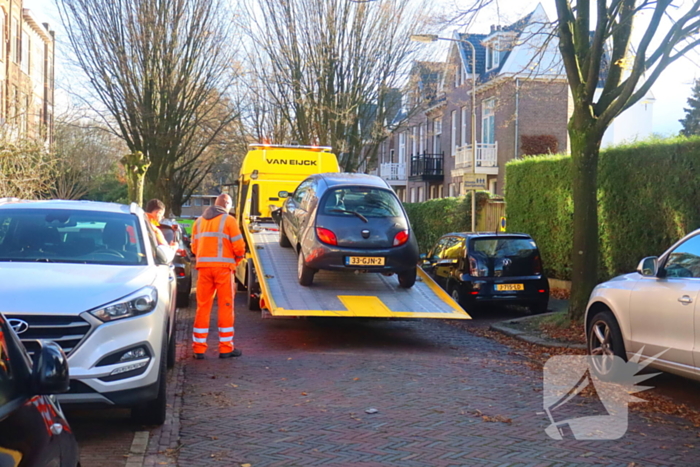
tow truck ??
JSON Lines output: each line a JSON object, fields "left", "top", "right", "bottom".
{"left": 233, "top": 144, "right": 470, "bottom": 320}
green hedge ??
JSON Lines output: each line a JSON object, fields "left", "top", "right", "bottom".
{"left": 404, "top": 192, "right": 490, "bottom": 254}
{"left": 506, "top": 137, "right": 700, "bottom": 281}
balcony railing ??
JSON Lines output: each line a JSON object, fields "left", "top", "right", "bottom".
{"left": 379, "top": 162, "right": 407, "bottom": 181}
{"left": 454, "top": 143, "right": 498, "bottom": 170}
{"left": 409, "top": 152, "right": 444, "bottom": 181}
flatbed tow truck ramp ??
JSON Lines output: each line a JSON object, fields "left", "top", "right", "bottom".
{"left": 245, "top": 221, "right": 471, "bottom": 319}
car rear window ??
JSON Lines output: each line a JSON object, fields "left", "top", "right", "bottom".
{"left": 471, "top": 237, "right": 540, "bottom": 277}
{"left": 321, "top": 187, "right": 403, "bottom": 218}
{"left": 0, "top": 209, "right": 147, "bottom": 265}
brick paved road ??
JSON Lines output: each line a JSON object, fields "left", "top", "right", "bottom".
{"left": 174, "top": 294, "right": 700, "bottom": 467}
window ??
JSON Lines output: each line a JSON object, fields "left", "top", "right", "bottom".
{"left": 489, "top": 179, "right": 497, "bottom": 194}
{"left": 448, "top": 183, "right": 455, "bottom": 197}
{"left": 461, "top": 106, "right": 468, "bottom": 147}
{"left": 443, "top": 237, "right": 466, "bottom": 260}
{"left": 433, "top": 117, "right": 441, "bottom": 154}
{"left": 203, "top": 198, "right": 212, "bottom": 206}
{"left": 418, "top": 186, "right": 424, "bottom": 202}
{"left": 10, "top": 17, "right": 17, "bottom": 63}
{"left": 429, "top": 236, "right": 451, "bottom": 261}
{"left": 0, "top": 13, "right": 5, "bottom": 61}
{"left": 182, "top": 200, "right": 191, "bottom": 207}
{"left": 20, "top": 31, "right": 29, "bottom": 74}
{"left": 665, "top": 235, "right": 700, "bottom": 278}
{"left": 410, "top": 187, "right": 416, "bottom": 203}
{"left": 419, "top": 124, "right": 425, "bottom": 154}
{"left": 451, "top": 110, "right": 457, "bottom": 155}
{"left": 389, "top": 148, "right": 395, "bottom": 163}
{"left": 0, "top": 209, "right": 147, "bottom": 265}
{"left": 482, "top": 98, "right": 496, "bottom": 145}
{"left": 399, "top": 132, "right": 406, "bottom": 163}
{"left": 430, "top": 185, "right": 436, "bottom": 199}
{"left": 293, "top": 180, "right": 313, "bottom": 205}
{"left": 322, "top": 187, "right": 402, "bottom": 218}
{"left": 439, "top": 185, "right": 444, "bottom": 198}
{"left": 193, "top": 198, "right": 202, "bottom": 206}
{"left": 411, "top": 127, "right": 417, "bottom": 156}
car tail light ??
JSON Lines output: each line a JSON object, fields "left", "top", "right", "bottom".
{"left": 176, "top": 268, "right": 186, "bottom": 277}
{"left": 316, "top": 227, "right": 337, "bottom": 246}
{"left": 393, "top": 230, "right": 409, "bottom": 247}
{"left": 468, "top": 256, "right": 486, "bottom": 277}
{"left": 176, "top": 248, "right": 187, "bottom": 257}
{"left": 533, "top": 255, "right": 542, "bottom": 275}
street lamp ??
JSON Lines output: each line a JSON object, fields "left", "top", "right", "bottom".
{"left": 410, "top": 34, "right": 478, "bottom": 232}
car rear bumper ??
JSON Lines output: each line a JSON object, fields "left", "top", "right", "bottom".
{"left": 303, "top": 242, "right": 419, "bottom": 272}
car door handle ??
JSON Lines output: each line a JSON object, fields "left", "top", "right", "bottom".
{"left": 678, "top": 295, "right": 693, "bottom": 305}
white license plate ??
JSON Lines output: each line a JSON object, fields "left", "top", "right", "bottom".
{"left": 495, "top": 283, "right": 524, "bottom": 291}
{"left": 346, "top": 256, "right": 385, "bottom": 266}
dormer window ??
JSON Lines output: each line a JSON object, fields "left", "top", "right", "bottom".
{"left": 485, "top": 41, "right": 499, "bottom": 71}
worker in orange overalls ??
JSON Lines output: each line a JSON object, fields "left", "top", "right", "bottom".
{"left": 190, "top": 194, "right": 246, "bottom": 359}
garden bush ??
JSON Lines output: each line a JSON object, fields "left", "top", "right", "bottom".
{"left": 506, "top": 137, "right": 700, "bottom": 281}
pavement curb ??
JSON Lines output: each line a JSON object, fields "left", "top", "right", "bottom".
{"left": 489, "top": 312, "right": 586, "bottom": 350}
{"left": 140, "top": 303, "right": 195, "bottom": 467}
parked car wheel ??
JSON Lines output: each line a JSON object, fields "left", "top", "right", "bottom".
{"left": 449, "top": 286, "right": 463, "bottom": 307}
{"left": 279, "top": 220, "right": 292, "bottom": 248}
{"left": 397, "top": 268, "right": 416, "bottom": 288}
{"left": 587, "top": 310, "right": 627, "bottom": 378}
{"left": 132, "top": 337, "right": 168, "bottom": 426}
{"left": 247, "top": 262, "right": 261, "bottom": 311}
{"left": 298, "top": 251, "right": 315, "bottom": 286}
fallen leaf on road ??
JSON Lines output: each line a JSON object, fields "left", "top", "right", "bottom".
{"left": 365, "top": 408, "right": 379, "bottom": 414}
{"left": 301, "top": 392, "right": 307, "bottom": 396}
{"left": 353, "top": 378, "right": 360, "bottom": 381}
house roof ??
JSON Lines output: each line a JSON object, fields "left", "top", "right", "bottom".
{"left": 453, "top": 3, "right": 566, "bottom": 84}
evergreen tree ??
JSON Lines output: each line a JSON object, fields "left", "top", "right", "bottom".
{"left": 680, "top": 78, "right": 700, "bottom": 137}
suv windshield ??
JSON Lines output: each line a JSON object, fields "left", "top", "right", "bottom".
{"left": 471, "top": 237, "right": 540, "bottom": 277}
{"left": 322, "top": 187, "right": 402, "bottom": 218}
{"left": 0, "top": 209, "right": 147, "bottom": 265}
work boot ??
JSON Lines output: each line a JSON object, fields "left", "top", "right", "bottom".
{"left": 219, "top": 348, "right": 242, "bottom": 358}
{"left": 193, "top": 353, "right": 205, "bottom": 360}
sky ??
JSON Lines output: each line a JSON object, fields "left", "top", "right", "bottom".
{"left": 24, "top": 0, "right": 700, "bottom": 136}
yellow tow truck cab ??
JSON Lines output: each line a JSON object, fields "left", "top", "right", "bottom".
{"left": 235, "top": 144, "right": 340, "bottom": 221}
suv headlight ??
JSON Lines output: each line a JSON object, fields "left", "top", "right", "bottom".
{"left": 90, "top": 287, "right": 158, "bottom": 322}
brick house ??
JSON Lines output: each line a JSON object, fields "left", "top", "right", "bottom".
{"left": 0, "top": 2, "right": 55, "bottom": 144}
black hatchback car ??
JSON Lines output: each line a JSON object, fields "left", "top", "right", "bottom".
{"left": 279, "top": 173, "right": 420, "bottom": 287}
{"left": 159, "top": 219, "right": 193, "bottom": 307}
{"left": 423, "top": 233, "right": 549, "bottom": 313}
{"left": 0, "top": 313, "right": 79, "bottom": 466}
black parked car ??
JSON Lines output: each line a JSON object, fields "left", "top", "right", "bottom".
{"left": 279, "top": 173, "right": 420, "bottom": 287}
{"left": 0, "top": 313, "right": 79, "bottom": 467}
{"left": 159, "top": 219, "right": 193, "bottom": 307}
{"left": 423, "top": 233, "right": 549, "bottom": 313}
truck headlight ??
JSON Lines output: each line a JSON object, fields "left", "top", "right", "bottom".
{"left": 90, "top": 287, "right": 158, "bottom": 322}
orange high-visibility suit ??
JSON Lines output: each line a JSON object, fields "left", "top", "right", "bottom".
{"left": 191, "top": 206, "right": 246, "bottom": 354}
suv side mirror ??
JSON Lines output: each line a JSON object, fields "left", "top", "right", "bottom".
{"left": 637, "top": 256, "right": 659, "bottom": 277}
{"left": 31, "top": 341, "right": 69, "bottom": 395}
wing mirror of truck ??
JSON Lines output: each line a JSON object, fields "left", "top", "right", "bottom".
{"left": 278, "top": 191, "right": 289, "bottom": 199}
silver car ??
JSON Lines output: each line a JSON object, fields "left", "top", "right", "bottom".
{"left": 586, "top": 229, "right": 700, "bottom": 381}
{"left": 0, "top": 199, "right": 177, "bottom": 425}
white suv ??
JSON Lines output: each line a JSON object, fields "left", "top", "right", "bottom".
{"left": 0, "top": 199, "right": 176, "bottom": 425}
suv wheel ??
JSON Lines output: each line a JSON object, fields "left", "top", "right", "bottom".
{"left": 450, "top": 287, "right": 463, "bottom": 307}
{"left": 397, "top": 268, "right": 416, "bottom": 288}
{"left": 297, "top": 251, "right": 315, "bottom": 286}
{"left": 132, "top": 337, "right": 167, "bottom": 426}
{"left": 587, "top": 310, "right": 627, "bottom": 378}
{"left": 279, "top": 220, "right": 292, "bottom": 248}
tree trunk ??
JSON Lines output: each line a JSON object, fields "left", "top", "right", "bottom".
{"left": 121, "top": 151, "right": 150, "bottom": 207}
{"left": 568, "top": 120, "right": 603, "bottom": 321}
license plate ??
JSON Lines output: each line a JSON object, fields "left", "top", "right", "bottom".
{"left": 346, "top": 256, "right": 385, "bottom": 266}
{"left": 495, "top": 283, "right": 524, "bottom": 291}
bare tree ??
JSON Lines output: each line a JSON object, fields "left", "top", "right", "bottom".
{"left": 451, "top": 1, "right": 700, "bottom": 319}
{"left": 242, "top": 0, "right": 434, "bottom": 171}
{"left": 56, "top": 0, "right": 241, "bottom": 210}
